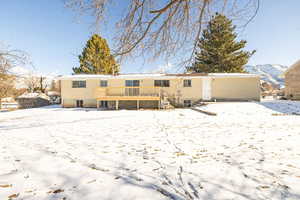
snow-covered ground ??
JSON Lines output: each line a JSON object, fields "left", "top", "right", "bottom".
{"left": 1, "top": 101, "right": 300, "bottom": 200}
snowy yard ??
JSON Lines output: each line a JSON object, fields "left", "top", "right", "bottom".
{"left": 1, "top": 101, "right": 300, "bottom": 200}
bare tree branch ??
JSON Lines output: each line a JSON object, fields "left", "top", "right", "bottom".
{"left": 65, "top": 0, "right": 260, "bottom": 69}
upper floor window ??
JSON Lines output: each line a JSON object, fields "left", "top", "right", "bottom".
{"left": 154, "top": 80, "right": 170, "bottom": 87}
{"left": 100, "top": 80, "right": 108, "bottom": 87}
{"left": 72, "top": 80, "right": 86, "bottom": 88}
{"left": 183, "top": 79, "right": 192, "bottom": 87}
{"left": 125, "top": 80, "right": 140, "bottom": 87}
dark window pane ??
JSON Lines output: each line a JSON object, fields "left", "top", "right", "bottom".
{"left": 154, "top": 80, "right": 170, "bottom": 87}
{"left": 184, "top": 100, "right": 192, "bottom": 107}
{"left": 133, "top": 80, "right": 140, "bottom": 87}
{"left": 163, "top": 80, "right": 170, "bottom": 87}
{"left": 72, "top": 81, "right": 86, "bottom": 88}
{"left": 154, "top": 80, "right": 160, "bottom": 87}
{"left": 125, "top": 80, "right": 132, "bottom": 87}
{"left": 126, "top": 80, "right": 140, "bottom": 87}
{"left": 184, "top": 79, "right": 191, "bottom": 87}
{"left": 100, "top": 80, "right": 108, "bottom": 87}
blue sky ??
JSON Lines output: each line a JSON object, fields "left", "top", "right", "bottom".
{"left": 0, "top": 0, "right": 299, "bottom": 75}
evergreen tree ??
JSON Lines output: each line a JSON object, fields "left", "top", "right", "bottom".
{"left": 188, "top": 13, "right": 255, "bottom": 73}
{"left": 73, "top": 34, "right": 119, "bottom": 74}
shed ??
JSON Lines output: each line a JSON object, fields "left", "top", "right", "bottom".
{"left": 16, "top": 93, "right": 50, "bottom": 109}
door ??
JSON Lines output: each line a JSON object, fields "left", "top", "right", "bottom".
{"left": 100, "top": 101, "right": 108, "bottom": 108}
{"left": 202, "top": 78, "right": 212, "bottom": 101}
{"left": 76, "top": 100, "right": 83, "bottom": 107}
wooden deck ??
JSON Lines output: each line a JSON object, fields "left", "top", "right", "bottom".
{"left": 96, "top": 96, "right": 160, "bottom": 101}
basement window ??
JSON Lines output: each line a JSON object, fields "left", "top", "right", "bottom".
{"left": 154, "top": 80, "right": 170, "bottom": 87}
{"left": 183, "top": 79, "right": 192, "bottom": 87}
{"left": 72, "top": 81, "right": 86, "bottom": 88}
{"left": 184, "top": 100, "right": 192, "bottom": 107}
{"left": 100, "top": 80, "right": 108, "bottom": 87}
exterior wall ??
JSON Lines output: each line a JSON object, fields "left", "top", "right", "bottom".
{"left": 159, "top": 78, "right": 203, "bottom": 106}
{"left": 60, "top": 75, "right": 260, "bottom": 108}
{"left": 211, "top": 77, "right": 260, "bottom": 101}
{"left": 285, "top": 64, "right": 300, "bottom": 100}
{"left": 61, "top": 79, "right": 99, "bottom": 107}
{"left": 61, "top": 78, "right": 203, "bottom": 108}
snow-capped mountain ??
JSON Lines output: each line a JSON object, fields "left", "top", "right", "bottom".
{"left": 244, "top": 64, "right": 288, "bottom": 87}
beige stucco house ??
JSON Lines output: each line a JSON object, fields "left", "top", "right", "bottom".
{"left": 59, "top": 73, "right": 260, "bottom": 109}
{"left": 284, "top": 60, "right": 300, "bottom": 100}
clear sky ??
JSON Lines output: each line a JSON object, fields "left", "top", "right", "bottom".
{"left": 0, "top": 0, "right": 299, "bottom": 75}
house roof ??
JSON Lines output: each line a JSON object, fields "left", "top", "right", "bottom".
{"left": 58, "top": 73, "right": 259, "bottom": 80}
{"left": 17, "top": 93, "right": 50, "bottom": 100}
{"left": 284, "top": 60, "right": 300, "bottom": 75}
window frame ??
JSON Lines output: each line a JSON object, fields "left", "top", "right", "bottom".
{"left": 183, "top": 79, "right": 192, "bottom": 87}
{"left": 100, "top": 80, "right": 108, "bottom": 87}
{"left": 154, "top": 80, "right": 170, "bottom": 87}
{"left": 72, "top": 80, "right": 86, "bottom": 88}
{"left": 183, "top": 100, "right": 192, "bottom": 107}
{"left": 125, "top": 80, "right": 140, "bottom": 87}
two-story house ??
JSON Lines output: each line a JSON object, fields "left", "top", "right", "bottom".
{"left": 59, "top": 73, "right": 260, "bottom": 109}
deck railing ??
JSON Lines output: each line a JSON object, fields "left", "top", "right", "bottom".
{"left": 94, "top": 86, "right": 161, "bottom": 98}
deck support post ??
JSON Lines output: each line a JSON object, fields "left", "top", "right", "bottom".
{"left": 96, "top": 100, "right": 99, "bottom": 109}
{"left": 137, "top": 100, "right": 140, "bottom": 110}
{"left": 158, "top": 100, "right": 161, "bottom": 110}
{"left": 116, "top": 100, "right": 119, "bottom": 110}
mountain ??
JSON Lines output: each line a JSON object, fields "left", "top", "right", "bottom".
{"left": 244, "top": 64, "right": 288, "bottom": 88}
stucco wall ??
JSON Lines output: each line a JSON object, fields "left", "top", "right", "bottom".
{"left": 61, "top": 78, "right": 203, "bottom": 107}
{"left": 60, "top": 75, "right": 260, "bottom": 108}
{"left": 285, "top": 63, "right": 300, "bottom": 100}
{"left": 211, "top": 77, "right": 260, "bottom": 101}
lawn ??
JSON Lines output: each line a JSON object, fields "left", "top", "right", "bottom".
{"left": 0, "top": 101, "right": 300, "bottom": 200}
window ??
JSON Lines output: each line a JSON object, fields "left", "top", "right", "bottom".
{"left": 100, "top": 80, "right": 108, "bottom": 87}
{"left": 72, "top": 81, "right": 86, "bottom": 88}
{"left": 125, "top": 80, "right": 140, "bottom": 87}
{"left": 154, "top": 80, "right": 170, "bottom": 87}
{"left": 184, "top": 79, "right": 192, "bottom": 87}
{"left": 184, "top": 100, "right": 192, "bottom": 107}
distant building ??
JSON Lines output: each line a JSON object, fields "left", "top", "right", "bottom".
{"left": 59, "top": 73, "right": 261, "bottom": 109}
{"left": 284, "top": 60, "right": 300, "bottom": 100}
{"left": 16, "top": 93, "right": 50, "bottom": 109}
{"left": 0, "top": 97, "right": 19, "bottom": 110}
{"left": 47, "top": 91, "right": 61, "bottom": 104}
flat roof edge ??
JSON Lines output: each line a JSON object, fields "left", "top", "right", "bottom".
{"left": 58, "top": 73, "right": 260, "bottom": 80}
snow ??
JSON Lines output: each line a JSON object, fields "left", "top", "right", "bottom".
{"left": 1, "top": 101, "right": 300, "bottom": 199}
{"left": 17, "top": 92, "right": 49, "bottom": 100}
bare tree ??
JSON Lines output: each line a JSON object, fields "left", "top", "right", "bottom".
{"left": 24, "top": 74, "right": 50, "bottom": 93}
{"left": 0, "top": 45, "right": 27, "bottom": 99}
{"left": 38, "top": 76, "right": 49, "bottom": 93}
{"left": 65, "top": 0, "right": 260, "bottom": 67}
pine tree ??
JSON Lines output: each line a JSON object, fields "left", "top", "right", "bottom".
{"left": 73, "top": 34, "right": 119, "bottom": 74}
{"left": 188, "top": 13, "right": 255, "bottom": 73}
